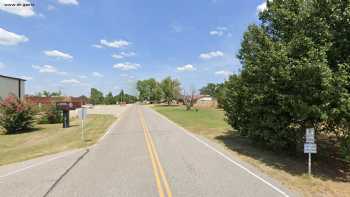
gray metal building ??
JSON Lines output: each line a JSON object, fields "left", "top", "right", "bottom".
{"left": 0, "top": 75, "right": 26, "bottom": 100}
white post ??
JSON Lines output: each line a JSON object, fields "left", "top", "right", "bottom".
{"left": 308, "top": 153, "right": 311, "bottom": 176}
{"left": 81, "top": 119, "right": 84, "bottom": 141}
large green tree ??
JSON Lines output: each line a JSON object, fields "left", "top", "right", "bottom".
{"left": 104, "top": 92, "right": 115, "bottom": 105}
{"left": 136, "top": 78, "right": 163, "bottom": 103}
{"left": 160, "top": 77, "right": 181, "bottom": 105}
{"left": 224, "top": 0, "right": 350, "bottom": 155}
{"left": 90, "top": 88, "right": 104, "bottom": 105}
{"left": 199, "top": 83, "right": 218, "bottom": 96}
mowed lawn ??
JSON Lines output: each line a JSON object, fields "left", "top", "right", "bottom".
{"left": 153, "top": 105, "right": 350, "bottom": 197}
{"left": 0, "top": 114, "right": 115, "bottom": 166}
{"left": 153, "top": 105, "right": 230, "bottom": 138}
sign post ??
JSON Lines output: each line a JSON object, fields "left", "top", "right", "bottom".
{"left": 304, "top": 128, "right": 316, "bottom": 176}
{"left": 78, "top": 108, "right": 87, "bottom": 141}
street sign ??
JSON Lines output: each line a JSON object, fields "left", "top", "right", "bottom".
{"left": 305, "top": 128, "right": 315, "bottom": 143}
{"left": 304, "top": 143, "right": 317, "bottom": 154}
{"left": 78, "top": 108, "right": 87, "bottom": 120}
{"left": 305, "top": 128, "right": 317, "bottom": 176}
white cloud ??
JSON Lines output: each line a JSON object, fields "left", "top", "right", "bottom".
{"left": 257, "top": 0, "right": 272, "bottom": 13}
{"left": 257, "top": 2, "right": 267, "bottom": 13}
{"left": 112, "top": 54, "right": 123, "bottom": 59}
{"left": 199, "top": 51, "right": 224, "bottom": 60}
{"left": 78, "top": 75, "right": 87, "bottom": 79}
{"left": 32, "top": 65, "right": 67, "bottom": 75}
{"left": 209, "top": 30, "right": 224, "bottom": 37}
{"left": 215, "top": 70, "right": 232, "bottom": 77}
{"left": 0, "top": 27, "right": 28, "bottom": 46}
{"left": 0, "top": 0, "right": 35, "bottom": 17}
{"left": 92, "top": 44, "right": 102, "bottom": 48}
{"left": 20, "top": 75, "right": 32, "bottom": 80}
{"left": 113, "top": 62, "right": 140, "bottom": 71}
{"left": 0, "top": 62, "right": 5, "bottom": 68}
{"left": 100, "top": 39, "right": 130, "bottom": 48}
{"left": 47, "top": 5, "right": 55, "bottom": 11}
{"left": 57, "top": 0, "right": 79, "bottom": 5}
{"left": 61, "top": 79, "right": 81, "bottom": 84}
{"left": 92, "top": 72, "right": 103, "bottom": 77}
{"left": 177, "top": 64, "right": 196, "bottom": 72}
{"left": 112, "top": 51, "right": 136, "bottom": 59}
{"left": 209, "top": 26, "right": 230, "bottom": 37}
{"left": 43, "top": 50, "right": 73, "bottom": 60}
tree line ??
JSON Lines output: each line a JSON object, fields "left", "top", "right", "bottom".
{"left": 220, "top": 0, "right": 350, "bottom": 160}
{"left": 136, "top": 77, "right": 181, "bottom": 104}
{"left": 90, "top": 88, "right": 137, "bottom": 105}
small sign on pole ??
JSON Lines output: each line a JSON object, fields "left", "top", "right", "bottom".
{"left": 78, "top": 108, "right": 88, "bottom": 141}
{"left": 304, "top": 128, "right": 317, "bottom": 176}
{"left": 306, "top": 128, "right": 315, "bottom": 143}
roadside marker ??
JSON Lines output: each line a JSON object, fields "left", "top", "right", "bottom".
{"left": 304, "top": 128, "right": 317, "bottom": 176}
{"left": 78, "top": 107, "right": 88, "bottom": 141}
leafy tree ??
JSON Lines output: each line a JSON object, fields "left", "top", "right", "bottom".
{"left": 199, "top": 83, "right": 218, "bottom": 96}
{"left": 224, "top": 0, "right": 350, "bottom": 154}
{"left": 90, "top": 88, "right": 104, "bottom": 105}
{"left": 160, "top": 77, "right": 181, "bottom": 105}
{"left": 215, "top": 83, "right": 227, "bottom": 108}
{"left": 136, "top": 79, "right": 163, "bottom": 103}
{"left": 104, "top": 92, "right": 115, "bottom": 105}
{"left": 115, "top": 90, "right": 137, "bottom": 104}
{"left": 37, "top": 90, "right": 62, "bottom": 97}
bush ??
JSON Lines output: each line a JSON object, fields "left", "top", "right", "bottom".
{"left": 340, "top": 136, "right": 350, "bottom": 161}
{"left": 37, "top": 104, "right": 63, "bottom": 124}
{"left": 0, "top": 95, "right": 36, "bottom": 134}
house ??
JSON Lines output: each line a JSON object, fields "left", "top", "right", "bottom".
{"left": 0, "top": 74, "right": 26, "bottom": 100}
{"left": 193, "top": 95, "right": 217, "bottom": 108}
{"left": 181, "top": 94, "right": 218, "bottom": 108}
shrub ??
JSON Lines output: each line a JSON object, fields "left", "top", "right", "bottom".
{"left": 37, "top": 104, "right": 63, "bottom": 124}
{"left": 340, "top": 136, "right": 350, "bottom": 161}
{"left": 0, "top": 95, "right": 36, "bottom": 134}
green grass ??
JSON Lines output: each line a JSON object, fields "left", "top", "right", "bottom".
{"left": 0, "top": 114, "right": 116, "bottom": 166}
{"left": 153, "top": 105, "right": 230, "bottom": 138}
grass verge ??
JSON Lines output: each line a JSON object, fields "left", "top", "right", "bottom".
{"left": 153, "top": 105, "right": 350, "bottom": 197}
{"left": 0, "top": 114, "right": 115, "bottom": 166}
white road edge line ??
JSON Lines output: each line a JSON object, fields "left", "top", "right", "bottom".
{"left": 0, "top": 105, "right": 132, "bottom": 179}
{"left": 150, "top": 108, "right": 290, "bottom": 197}
{"left": 0, "top": 150, "right": 80, "bottom": 179}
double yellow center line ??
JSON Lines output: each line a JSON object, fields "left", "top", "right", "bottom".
{"left": 138, "top": 109, "right": 173, "bottom": 197}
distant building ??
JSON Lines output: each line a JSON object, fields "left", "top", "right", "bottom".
{"left": 180, "top": 95, "right": 218, "bottom": 108}
{"left": 193, "top": 95, "right": 218, "bottom": 108}
{"left": 26, "top": 96, "right": 88, "bottom": 109}
{"left": 0, "top": 75, "right": 26, "bottom": 100}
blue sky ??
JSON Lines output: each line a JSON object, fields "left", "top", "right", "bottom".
{"left": 0, "top": 0, "right": 266, "bottom": 96}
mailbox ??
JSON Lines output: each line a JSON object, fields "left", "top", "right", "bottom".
{"left": 56, "top": 102, "right": 75, "bottom": 128}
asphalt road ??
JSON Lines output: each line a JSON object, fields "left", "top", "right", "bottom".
{"left": 0, "top": 105, "right": 296, "bottom": 197}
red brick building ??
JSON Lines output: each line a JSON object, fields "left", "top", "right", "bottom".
{"left": 26, "top": 96, "right": 88, "bottom": 109}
